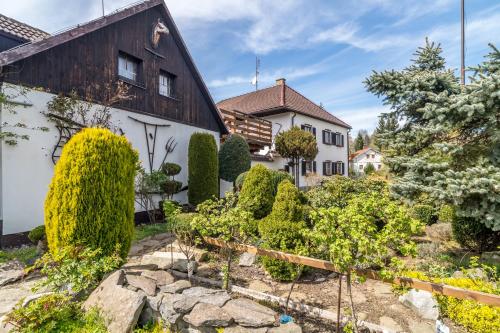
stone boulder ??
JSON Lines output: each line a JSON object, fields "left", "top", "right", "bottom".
{"left": 161, "top": 280, "right": 192, "bottom": 294}
{"left": 239, "top": 253, "right": 256, "bottom": 267}
{"left": 0, "top": 268, "right": 24, "bottom": 287}
{"left": 141, "top": 252, "right": 198, "bottom": 273}
{"left": 399, "top": 289, "right": 439, "bottom": 320}
{"left": 83, "top": 270, "right": 146, "bottom": 333}
{"left": 224, "top": 326, "right": 268, "bottom": 333}
{"left": 481, "top": 251, "right": 500, "bottom": 265}
{"left": 269, "top": 323, "right": 302, "bottom": 333}
{"left": 141, "top": 270, "right": 175, "bottom": 286}
{"left": 126, "top": 274, "right": 157, "bottom": 296}
{"left": 182, "top": 287, "right": 231, "bottom": 307}
{"left": 222, "top": 298, "right": 277, "bottom": 327}
{"left": 184, "top": 303, "right": 233, "bottom": 327}
{"left": 425, "top": 223, "right": 452, "bottom": 242}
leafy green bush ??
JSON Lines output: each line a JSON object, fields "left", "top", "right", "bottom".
{"left": 438, "top": 205, "right": 455, "bottom": 223}
{"left": 364, "top": 162, "right": 375, "bottom": 175}
{"left": 32, "top": 245, "right": 122, "bottom": 296}
{"left": 270, "top": 170, "right": 294, "bottom": 196}
{"left": 234, "top": 171, "right": 248, "bottom": 191}
{"left": 134, "top": 223, "right": 169, "bottom": 242}
{"left": 170, "top": 213, "right": 198, "bottom": 244}
{"left": 452, "top": 216, "right": 500, "bottom": 252}
{"left": 219, "top": 134, "right": 251, "bottom": 183}
{"left": 28, "top": 225, "right": 46, "bottom": 244}
{"left": 5, "top": 293, "right": 108, "bottom": 333}
{"left": 188, "top": 133, "right": 218, "bottom": 205}
{"left": 45, "top": 128, "right": 138, "bottom": 259}
{"left": 161, "top": 162, "right": 181, "bottom": 176}
{"left": 238, "top": 164, "right": 274, "bottom": 219}
{"left": 411, "top": 204, "right": 438, "bottom": 225}
{"left": 259, "top": 180, "right": 307, "bottom": 281}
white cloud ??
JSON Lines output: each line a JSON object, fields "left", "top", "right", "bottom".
{"left": 334, "top": 106, "right": 390, "bottom": 133}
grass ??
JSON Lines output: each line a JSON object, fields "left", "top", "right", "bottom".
{"left": 133, "top": 223, "right": 169, "bottom": 243}
{"left": 0, "top": 246, "right": 38, "bottom": 265}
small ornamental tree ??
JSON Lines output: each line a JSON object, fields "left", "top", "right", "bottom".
{"left": 274, "top": 126, "right": 318, "bottom": 187}
{"left": 44, "top": 128, "right": 138, "bottom": 259}
{"left": 309, "top": 192, "right": 421, "bottom": 332}
{"left": 188, "top": 132, "right": 218, "bottom": 205}
{"left": 364, "top": 162, "right": 375, "bottom": 175}
{"left": 219, "top": 134, "right": 251, "bottom": 186}
{"left": 238, "top": 164, "right": 274, "bottom": 219}
{"left": 161, "top": 162, "right": 183, "bottom": 200}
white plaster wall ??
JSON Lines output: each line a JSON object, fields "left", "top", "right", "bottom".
{"left": 352, "top": 149, "right": 383, "bottom": 173}
{"left": 1, "top": 86, "right": 221, "bottom": 234}
{"left": 256, "top": 112, "right": 349, "bottom": 187}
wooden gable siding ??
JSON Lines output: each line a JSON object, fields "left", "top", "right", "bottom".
{"left": 2, "top": 6, "right": 220, "bottom": 132}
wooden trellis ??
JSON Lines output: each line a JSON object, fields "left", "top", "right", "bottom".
{"left": 203, "top": 237, "right": 500, "bottom": 307}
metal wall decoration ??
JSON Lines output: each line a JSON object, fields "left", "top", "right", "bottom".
{"left": 151, "top": 18, "right": 169, "bottom": 49}
{"left": 128, "top": 116, "right": 177, "bottom": 172}
{"left": 51, "top": 125, "right": 81, "bottom": 164}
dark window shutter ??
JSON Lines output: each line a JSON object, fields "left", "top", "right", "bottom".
{"left": 341, "top": 162, "right": 345, "bottom": 175}
{"left": 322, "top": 162, "right": 327, "bottom": 175}
{"left": 301, "top": 125, "right": 305, "bottom": 130}
{"left": 312, "top": 127, "right": 316, "bottom": 137}
{"left": 332, "top": 162, "right": 337, "bottom": 175}
{"left": 332, "top": 132, "right": 336, "bottom": 145}
{"left": 285, "top": 165, "right": 290, "bottom": 173}
{"left": 341, "top": 135, "right": 344, "bottom": 147}
{"left": 313, "top": 161, "right": 317, "bottom": 173}
{"left": 301, "top": 160, "right": 306, "bottom": 176}
{"left": 322, "top": 130, "right": 326, "bottom": 144}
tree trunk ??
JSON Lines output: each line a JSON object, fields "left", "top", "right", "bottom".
{"left": 223, "top": 249, "right": 232, "bottom": 290}
{"left": 285, "top": 266, "right": 303, "bottom": 315}
{"left": 336, "top": 274, "right": 342, "bottom": 333}
{"left": 347, "top": 271, "right": 359, "bottom": 333}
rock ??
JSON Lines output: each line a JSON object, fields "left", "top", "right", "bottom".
{"left": 141, "top": 270, "right": 175, "bottom": 286}
{"left": 248, "top": 281, "right": 272, "bottom": 293}
{"left": 371, "top": 281, "right": 393, "bottom": 298}
{"left": 161, "top": 280, "right": 192, "bottom": 293}
{"left": 224, "top": 326, "right": 268, "bottom": 333}
{"left": 126, "top": 274, "right": 157, "bottom": 296}
{"left": 268, "top": 323, "right": 302, "bottom": 333}
{"left": 425, "top": 223, "right": 452, "bottom": 242}
{"left": 36, "top": 240, "right": 48, "bottom": 255}
{"left": 152, "top": 233, "right": 172, "bottom": 242}
{"left": 407, "top": 320, "right": 434, "bottom": 333}
{"left": 141, "top": 239, "right": 162, "bottom": 248}
{"left": 142, "top": 252, "right": 198, "bottom": 273}
{"left": 239, "top": 253, "right": 256, "bottom": 267}
{"left": 356, "top": 312, "right": 368, "bottom": 321}
{"left": 452, "top": 268, "right": 487, "bottom": 280}
{"left": 0, "top": 269, "right": 24, "bottom": 287}
{"left": 184, "top": 303, "right": 233, "bottom": 327}
{"left": 399, "top": 289, "right": 439, "bottom": 320}
{"left": 315, "top": 277, "right": 326, "bottom": 283}
{"left": 141, "top": 254, "right": 173, "bottom": 270}
{"left": 122, "top": 263, "right": 158, "bottom": 271}
{"left": 21, "top": 292, "right": 54, "bottom": 307}
{"left": 159, "top": 299, "right": 182, "bottom": 325}
{"left": 167, "top": 294, "right": 199, "bottom": 314}
{"left": 128, "top": 244, "right": 144, "bottom": 256}
{"left": 0, "top": 279, "right": 40, "bottom": 316}
{"left": 173, "top": 259, "right": 199, "bottom": 274}
{"left": 223, "top": 298, "right": 277, "bottom": 327}
{"left": 83, "top": 270, "right": 146, "bottom": 333}
{"left": 146, "top": 294, "right": 164, "bottom": 312}
{"left": 481, "top": 251, "right": 500, "bottom": 265}
{"left": 379, "top": 316, "right": 403, "bottom": 332}
{"left": 182, "top": 287, "right": 231, "bottom": 307}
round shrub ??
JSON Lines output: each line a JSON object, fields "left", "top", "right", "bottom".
{"left": 238, "top": 164, "right": 274, "bottom": 219}
{"left": 28, "top": 225, "right": 46, "bottom": 244}
{"left": 270, "top": 170, "right": 294, "bottom": 196}
{"left": 161, "top": 162, "right": 181, "bottom": 176}
{"left": 438, "top": 205, "right": 455, "bottom": 223}
{"left": 259, "top": 179, "right": 307, "bottom": 281}
{"left": 234, "top": 171, "right": 248, "bottom": 191}
{"left": 162, "top": 179, "right": 182, "bottom": 195}
{"left": 188, "top": 133, "right": 218, "bottom": 206}
{"left": 219, "top": 134, "right": 251, "bottom": 183}
{"left": 452, "top": 216, "right": 500, "bottom": 252}
{"left": 410, "top": 204, "right": 438, "bottom": 225}
{"left": 364, "top": 162, "right": 375, "bottom": 175}
{"left": 44, "top": 128, "right": 138, "bottom": 259}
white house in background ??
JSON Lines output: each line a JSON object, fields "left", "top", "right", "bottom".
{"left": 0, "top": 0, "right": 228, "bottom": 244}
{"left": 217, "top": 78, "right": 351, "bottom": 187}
{"left": 349, "top": 147, "right": 383, "bottom": 174}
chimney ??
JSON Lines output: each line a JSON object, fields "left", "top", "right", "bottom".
{"left": 276, "top": 78, "right": 286, "bottom": 107}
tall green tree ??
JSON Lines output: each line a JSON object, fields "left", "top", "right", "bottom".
{"left": 274, "top": 126, "right": 318, "bottom": 187}
{"left": 365, "top": 39, "right": 500, "bottom": 231}
{"left": 353, "top": 132, "right": 364, "bottom": 151}
{"left": 218, "top": 134, "right": 251, "bottom": 187}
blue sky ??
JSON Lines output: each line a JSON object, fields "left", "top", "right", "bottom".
{"left": 3, "top": 0, "right": 499, "bottom": 134}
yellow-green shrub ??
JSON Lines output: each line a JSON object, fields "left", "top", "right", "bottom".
{"left": 402, "top": 271, "right": 500, "bottom": 333}
{"left": 238, "top": 164, "right": 274, "bottom": 219}
{"left": 45, "top": 128, "right": 138, "bottom": 259}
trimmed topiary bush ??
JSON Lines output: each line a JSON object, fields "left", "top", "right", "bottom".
{"left": 238, "top": 164, "right": 274, "bottom": 219}
{"left": 452, "top": 216, "right": 500, "bottom": 252}
{"left": 410, "top": 204, "right": 438, "bottom": 225}
{"left": 188, "top": 133, "right": 218, "bottom": 206}
{"left": 44, "top": 128, "right": 138, "bottom": 259}
{"left": 259, "top": 179, "right": 307, "bottom": 281}
{"left": 234, "top": 171, "right": 248, "bottom": 192}
{"left": 161, "top": 162, "right": 181, "bottom": 176}
{"left": 219, "top": 134, "right": 251, "bottom": 184}
{"left": 270, "top": 170, "right": 294, "bottom": 196}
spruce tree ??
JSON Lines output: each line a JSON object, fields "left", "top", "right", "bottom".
{"left": 365, "top": 40, "right": 500, "bottom": 231}
{"left": 354, "top": 132, "right": 364, "bottom": 151}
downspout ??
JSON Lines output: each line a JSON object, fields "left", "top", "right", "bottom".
{"left": 0, "top": 66, "right": 4, "bottom": 246}
{"left": 346, "top": 129, "right": 350, "bottom": 177}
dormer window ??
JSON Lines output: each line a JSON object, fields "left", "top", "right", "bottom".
{"left": 159, "top": 72, "right": 175, "bottom": 98}
{"left": 118, "top": 52, "right": 140, "bottom": 82}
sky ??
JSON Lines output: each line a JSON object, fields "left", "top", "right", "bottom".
{"left": 2, "top": 0, "right": 499, "bottom": 134}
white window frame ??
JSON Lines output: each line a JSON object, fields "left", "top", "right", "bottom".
{"left": 159, "top": 72, "right": 175, "bottom": 98}
{"left": 118, "top": 54, "right": 139, "bottom": 82}
{"left": 324, "top": 161, "right": 332, "bottom": 176}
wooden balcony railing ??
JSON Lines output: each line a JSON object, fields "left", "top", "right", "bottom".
{"left": 219, "top": 108, "right": 272, "bottom": 151}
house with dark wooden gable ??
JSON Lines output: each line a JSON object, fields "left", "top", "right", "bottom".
{"left": 217, "top": 78, "right": 351, "bottom": 187}
{"left": 0, "top": 0, "right": 227, "bottom": 242}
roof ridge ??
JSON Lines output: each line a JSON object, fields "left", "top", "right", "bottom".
{"left": 216, "top": 85, "right": 278, "bottom": 105}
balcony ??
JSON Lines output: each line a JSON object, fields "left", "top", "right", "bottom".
{"left": 219, "top": 108, "right": 273, "bottom": 152}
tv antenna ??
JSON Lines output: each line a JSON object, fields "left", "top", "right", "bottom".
{"left": 252, "top": 57, "right": 260, "bottom": 91}
{"left": 460, "top": 0, "right": 465, "bottom": 86}
{"left": 101, "top": 0, "right": 105, "bottom": 16}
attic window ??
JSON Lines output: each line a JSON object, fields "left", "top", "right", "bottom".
{"left": 159, "top": 72, "right": 175, "bottom": 98}
{"left": 118, "top": 52, "right": 140, "bottom": 82}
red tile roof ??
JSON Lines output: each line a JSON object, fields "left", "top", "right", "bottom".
{"left": 349, "top": 147, "right": 379, "bottom": 161}
{"left": 217, "top": 83, "right": 351, "bottom": 129}
{"left": 0, "top": 14, "right": 49, "bottom": 43}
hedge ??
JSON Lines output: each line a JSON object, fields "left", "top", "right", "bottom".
{"left": 44, "top": 128, "right": 138, "bottom": 259}
{"left": 188, "top": 132, "right": 218, "bottom": 206}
